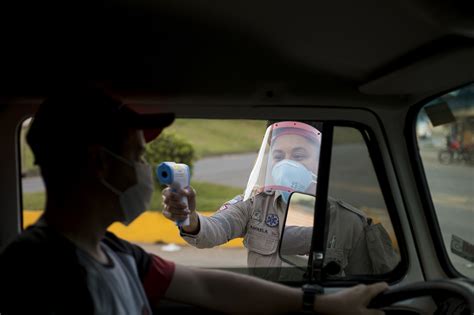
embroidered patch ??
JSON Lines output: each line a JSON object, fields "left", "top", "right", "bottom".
{"left": 252, "top": 211, "right": 262, "bottom": 221}
{"left": 228, "top": 195, "right": 243, "bottom": 205}
{"left": 218, "top": 195, "right": 243, "bottom": 211}
{"left": 250, "top": 224, "right": 268, "bottom": 234}
{"left": 265, "top": 214, "right": 279, "bottom": 227}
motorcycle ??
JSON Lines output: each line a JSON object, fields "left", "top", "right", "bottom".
{"left": 438, "top": 139, "right": 474, "bottom": 165}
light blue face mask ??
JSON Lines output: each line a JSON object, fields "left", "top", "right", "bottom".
{"left": 271, "top": 159, "right": 317, "bottom": 203}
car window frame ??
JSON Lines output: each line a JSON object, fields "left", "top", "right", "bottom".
{"left": 15, "top": 115, "right": 409, "bottom": 285}
{"left": 405, "top": 82, "right": 474, "bottom": 279}
{"left": 315, "top": 121, "right": 408, "bottom": 287}
{"left": 279, "top": 120, "right": 408, "bottom": 287}
{"left": 17, "top": 116, "right": 32, "bottom": 234}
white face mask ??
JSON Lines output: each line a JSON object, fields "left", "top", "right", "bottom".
{"left": 100, "top": 147, "right": 154, "bottom": 225}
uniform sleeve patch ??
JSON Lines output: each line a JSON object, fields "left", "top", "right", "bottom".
{"left": 218, "top": 194, "right": 243, "bottom": 211}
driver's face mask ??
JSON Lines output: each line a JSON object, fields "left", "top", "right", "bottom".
{"left": 271, "top": 159, "right": 317, "bottom": 203}
{"left": 99, "top": 147, "right": 154, "bottom": 225}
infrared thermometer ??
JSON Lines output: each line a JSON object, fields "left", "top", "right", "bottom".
{"left": 157, "top": 162, "right": 191, "bottom": 226}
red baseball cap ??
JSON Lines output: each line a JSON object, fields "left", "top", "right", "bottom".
{"left": 27, "top": 87, "right": 174, "bottom": 166}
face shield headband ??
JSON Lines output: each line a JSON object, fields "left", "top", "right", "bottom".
{"left": 243, "top": 121, "right": 321, "bottom": 201}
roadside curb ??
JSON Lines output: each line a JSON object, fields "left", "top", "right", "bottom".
{"left": 23, "top": 210, "right": 244, "bottom": 248}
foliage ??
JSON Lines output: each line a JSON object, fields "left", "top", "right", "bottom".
{"left": 24, "top": 181, "right": 243, "bottom": 212}
{"left": 145, "top": 131, "right": 196, "bottom": 172}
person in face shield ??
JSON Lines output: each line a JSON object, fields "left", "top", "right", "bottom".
{"left": 163, "top": 121, "right": 399, "bottom": 279}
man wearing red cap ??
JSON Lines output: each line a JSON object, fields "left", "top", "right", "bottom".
{"left": 0, "top": 89, "right": 388, "bottom": 314}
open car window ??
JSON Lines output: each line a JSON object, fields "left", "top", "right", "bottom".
{"left": 20, "top": 119, "right": 266, "bottom": 269}
{"left": 416, "top": 83, "right": 474, "bottom": 277}
{"left": 327, "top": 126, "right": 400, "bottom": 276}
{"left": 20, "top": 119, "right": 402, "bottom": 282}
{"left": 281, "top": 125, "right": 401, "bottom": 279}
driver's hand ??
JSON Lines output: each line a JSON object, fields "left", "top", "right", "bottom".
{"left": 162, "top": 186, "right": 199, "bottom": 234}
{"left": 315, "top": 282, "right": 388, "bottom": 315}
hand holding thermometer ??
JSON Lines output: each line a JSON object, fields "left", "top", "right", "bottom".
{"left": 157, "top": 162, "right": 191, "bottom": 226}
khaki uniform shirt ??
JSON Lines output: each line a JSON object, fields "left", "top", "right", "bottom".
{"left": 181, "top": 193, "right": 398, "bottom": 278}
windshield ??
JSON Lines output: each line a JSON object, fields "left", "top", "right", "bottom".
{"left": 416, "top": 83, "right": 474, "bottom": 277}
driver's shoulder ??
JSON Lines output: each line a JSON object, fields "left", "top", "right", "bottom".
{"left": 0, "top": 225, "right": 77, "bottom": 282}
{"left": 1, "top": 225, "right": 65, "bottom": 257}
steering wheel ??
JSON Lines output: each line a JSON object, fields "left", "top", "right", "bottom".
{"left": 368, "top": 278, "right": 474, "bottom": 312}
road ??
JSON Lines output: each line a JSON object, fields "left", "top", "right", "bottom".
{"left": 22, "top": 176, "right": 44, "bottom": 193}
{"left": 418, "top": 144, "right": 474, "bottom": 276}
{"left": 141, "top": 244, "right": 248, "bottom": 268}
{"left": 21, "top": 152, "right": 258, "bottom": 194}
{"left": 192, "top": 153, "right": 257, "bottom": 188}
{"left": 21, "top": 142, "right": 473, "bottom": 274}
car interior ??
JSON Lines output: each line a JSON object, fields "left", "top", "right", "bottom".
{"left": 1, "top": 0, "right": 473, "bottom": 314}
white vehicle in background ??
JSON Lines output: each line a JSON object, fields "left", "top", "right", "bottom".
{"left": 416, "top": 118, "right": 433, "bottom": 139}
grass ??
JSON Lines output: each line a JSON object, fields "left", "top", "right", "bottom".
{"left": 22, "top": 191, "right": 46, "bottom": 210}
{"left": 151, "top": 181, "right": 243, "bottom": 211}
{"left": 20, "top": 119, "right": 363, "bottom": 175}
{"left": 23, "top": 180, "right": 243, "bottom": 212}
{"left": 20, "top": 119, "right": 267, "bottom": 175}
{"left": 19, "top": 123, "right": 40, "bottom": 177}
{"left": 165, "top": 119, "right": 267, "bottom": 158}
{"left": 165, "top": 120, "right": 365, "bottom": 156}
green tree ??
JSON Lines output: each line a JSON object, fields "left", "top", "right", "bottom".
{"left": 145, "top": 132, "right": 196, "bottom": 181}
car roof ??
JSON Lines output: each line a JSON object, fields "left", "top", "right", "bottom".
{"left": 1, "top": 0, "right": 473, "bottom": 109}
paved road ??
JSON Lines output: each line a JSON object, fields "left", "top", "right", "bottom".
{"left": 419, "top": 147, "right": 474, "bottom": 276}
{"left": 21, "top": 152, "right": 258, "bottom": 193}
{"left": 140, "top": 244, "right": 248, "bottom": 268}
{"left": 21, "top": 143, "right": 473, "bottom": 238}
{"left": 22, "top": 176, "right": 44, "bottom": 193}
{"left": 192, "top": 153, "right": 257, "bottom": 188}
{"left": 21, "top": 142, "right": 473, "bottom": 274}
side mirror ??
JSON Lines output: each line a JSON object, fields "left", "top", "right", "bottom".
{"left": 278, "top": 192, "right": 315, "bottom": 271}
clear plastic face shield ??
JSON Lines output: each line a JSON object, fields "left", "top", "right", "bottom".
{"left": 244, "top": 121, "right": 322, "bottom": 203}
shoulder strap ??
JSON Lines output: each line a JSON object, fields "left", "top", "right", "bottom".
{"left": 335, "top": 199, "right": 368, "bottom": 221}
